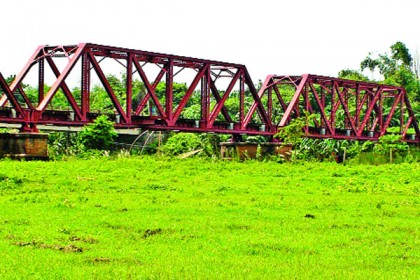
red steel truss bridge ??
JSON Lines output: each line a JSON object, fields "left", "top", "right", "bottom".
{"left": 0, "top": 43, "right": 418, "bottom": 142}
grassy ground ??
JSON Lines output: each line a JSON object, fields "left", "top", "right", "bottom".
{"left": 0, "top": 157, "right": 418, "bottom": 279}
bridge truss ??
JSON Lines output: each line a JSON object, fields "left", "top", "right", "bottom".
{"left": 258, "top": 74, "right": 419, "bottom": 142}
{"left": 0, "top": 43, "right": 418, "bottom": 142}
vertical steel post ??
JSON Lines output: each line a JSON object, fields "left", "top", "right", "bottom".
{"left": 378, "top": 89, "right": 383, "bottom": 131}
{"left": 304, "top": 85, "right": 309, "bottom": 134}
{"left": 344, "top": 87, "right": 349, "bottom": 129}
{"left": 38, "top": 58, "right": 44, "bottom": 104}
{"left": 330, "top": 83, "right": 335, "bottom": 133}
{"left": 126, "top": 54, "right": 133, "bottom": 124}
{"left": 200, "top": 68, "right": 209, "bottom": 125}
{"left": 81, "top": 53, "right": 90, "bottom": 121}
{"left": 268, "top": 87, "right": 272, "bottom": 124}
{"left": 400, "top": 90, "right": 404, "bottom": 133}
{"left": 321, "top": 86, "right": 325, "bottom": 127}
{"left": 166, "top": 59, "right": 174, "bottom": 124}
{"left": 239, "top": 75, "right": 245, "bottom": 127}
{"left": 355, "top": 85, "right": 360, "bottom": 129}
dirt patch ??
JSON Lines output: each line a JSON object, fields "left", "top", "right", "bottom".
{"left": 69, "top": 235, "right": 98, "bottom": 244}
{"left": 14, "top": 241, "right": 36, "bottom": 247}
{"left": 14, "top": 240, "right": 83, "bottom": 253}
{"left": 142, "top": 228, "right": 162, "bottom": 238}
{"left": 69, "top": 236, "right": 81, "bottom": 241}
{"left": 92, "top": 257, "right": 111, "bottom": 263}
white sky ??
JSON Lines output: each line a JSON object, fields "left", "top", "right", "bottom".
{"left": 1, "top": 0, "right": 419, "bottom": 83}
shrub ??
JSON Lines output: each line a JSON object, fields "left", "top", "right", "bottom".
{"left": 297, "top": 139, "right": 349, "bottom": 162}
{"left": 78, "top": 116, "right": 117, "bottom": 150}
{"left": 275, "top": 114, "right": 316, "bottom": 148}
{"left": 373, "top": 134, "right": 408, "bottom": 163}
{"left": 275, "top": 117, "right": 305, "bottom": 147}
{"left": 199, "top": 133, "right": 231, "bottom": 156}
{"left": 48, "top": 132, "right": 83, "bottom": 159}
{"left": 161, "top": 133, "right": 202, "bottom": 156}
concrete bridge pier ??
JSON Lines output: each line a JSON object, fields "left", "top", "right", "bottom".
{"left": 0, "top": 133, "right": 49, "bottom": 160}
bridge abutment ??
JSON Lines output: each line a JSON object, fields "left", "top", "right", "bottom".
{"left": 0, "top": 133, "right": 49, "bottom": 160}
{"left": 220, "top": 142, "right": 292, "bottom": 160}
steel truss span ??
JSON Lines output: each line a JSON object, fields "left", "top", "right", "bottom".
{"left": 258, "top": 75, "right": 419, "bottom": 142}
{"left": 0, "top": 43, "right": 418, "bottom": 142}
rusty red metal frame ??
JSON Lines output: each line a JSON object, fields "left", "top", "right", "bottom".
{"left": 0, "top": 43, "right": 272, "bottom": 136}
{"left": 0, "top": 44, "right": 418, "bottom": 142}
{"left": 252, "top": 74, "right": 420, "bottom": 142}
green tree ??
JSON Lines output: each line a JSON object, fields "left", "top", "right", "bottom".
{"left": 338, "top": 69, "right": 370, "bottom": 82}
{"left": 360, "top": 41, "right": 420, "bottom": 100}
{"left": 5, "top": 75, "right": 15, "bottom": 85}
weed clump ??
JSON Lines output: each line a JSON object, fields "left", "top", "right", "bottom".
{"left": 142, "top": 228, "right": 163, "bottom": 238}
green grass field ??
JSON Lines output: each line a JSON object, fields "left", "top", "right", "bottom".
{"left": 0, "top": 157, "right": 418, "bottom": 279}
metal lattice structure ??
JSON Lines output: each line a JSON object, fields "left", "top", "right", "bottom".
{"left": 0, "top": 43, "right": 418, "bottom": 142}
{"left": 256, "top": 74, "right": 419, "bottom": 141}
{"left": 0, "top": 43, "right": 272, "bottom": 135}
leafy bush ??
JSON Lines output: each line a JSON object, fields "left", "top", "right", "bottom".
{"left": 78, "top": 116, "right": 117, "bottom": 150}
{"left": 161, "top": 133, "right": 231, "bottom": 157}
{"left": 243, "top": 135, "right": 267, "bottom": 144}
{"left": 161, "top": 133, "right": 202, "bottom": 156}
{"left": 275, "top": 117, "right": 306, "bottom": 147}
{"left": 275, "top": 114, "right": 316, "bottom": 148}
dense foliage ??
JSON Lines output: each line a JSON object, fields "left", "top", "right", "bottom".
{"left": 78, "top": 116, "right": 117, "bottom": 150}
{"left": 160, "top": 133, "right": 202, "bottom": 156}
{"left": 340, "top": 42, "right": 420, "bottom": 107}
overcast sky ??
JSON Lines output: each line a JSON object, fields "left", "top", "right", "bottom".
{"left": 1, "top": 0, "right": 419, "bottom": 83}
